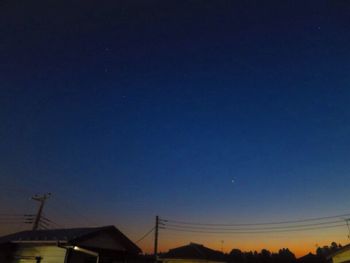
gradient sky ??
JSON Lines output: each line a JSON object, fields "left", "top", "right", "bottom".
{"left": 1, "top": 0, "right": 350, "bottom": 257}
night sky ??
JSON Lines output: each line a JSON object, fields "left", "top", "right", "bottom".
{"left": 1, "top": 0, "right": 350, "bottom": 256}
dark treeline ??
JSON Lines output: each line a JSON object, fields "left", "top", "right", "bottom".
{"left": 224, "top": 242, "right": 342, "bottom": 263}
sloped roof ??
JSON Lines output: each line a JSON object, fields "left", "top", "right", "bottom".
{"left": 161, "top": 243, "right": 224, "bottom": 261}
{"left": 0, "top": 225, "right": 141, "bottom": 254}
{"left": 297, "top": 253, "right": 319, "bottom": 263}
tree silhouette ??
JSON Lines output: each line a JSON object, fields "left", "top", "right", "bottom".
{"left": 315, "top": 241, "right": 342, "bottom": 262}
{"left": 274, "top": 248, "right": 295, "bottom": 263}
{"left": 229, "top": 249, "right": 244, "bottom": 263}
{"left": 225, "top": 242, "right": 342, "bottom": 263}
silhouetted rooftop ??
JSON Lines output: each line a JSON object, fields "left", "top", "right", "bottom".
{"left": 161, "top": 243, "right": 224, "bottom": 261}
{"left": 297, "top": 253, "right": 321, "bottom": 263}
{"left": 0, "top": 225, "right": 141, "bottom": 254}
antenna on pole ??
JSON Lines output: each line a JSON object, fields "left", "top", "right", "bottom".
{"left": 32, "top": 193, "right": 51, "bottom": 231}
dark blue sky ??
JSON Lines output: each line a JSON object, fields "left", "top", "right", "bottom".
{"left": 1, "top": 0, "right": 350, "bottom": 254}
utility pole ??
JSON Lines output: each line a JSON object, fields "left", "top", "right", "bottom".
{"left": 32, "top": 193, "right": 51, "bottom": 231}
{"left": 345, "top": 218, "right": 350, "bottom": 239}
{"left": 154, "top": 215, "right": 159, "bottom": 262}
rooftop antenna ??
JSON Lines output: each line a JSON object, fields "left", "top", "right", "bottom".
{"left": 32, "top": 193, "right": 51, "bottom": 231}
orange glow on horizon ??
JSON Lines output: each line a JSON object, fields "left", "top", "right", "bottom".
{"left": 137, "top": 229, "right": 349, "bottom": 258}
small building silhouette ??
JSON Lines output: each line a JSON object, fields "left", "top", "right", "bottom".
{"left": 160, "top": 243, "right": 226, "bottom": 263}
{"left": 297, "top": 253, "right": 322, "bottom": 263}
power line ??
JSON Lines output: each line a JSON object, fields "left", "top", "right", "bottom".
{"left": 0, "top": 218, "right": 25, "bottom": 221}
{"left": 162, "top": 223, "right": 347, "bottom": 234}
{"left": 158, "top": 213, "right": 350, "bottom": 236}
{"left": 38, "top": 223, "right": 49, "bottom": 230}
{"left": 0, "top": 214, "right": 34, "bottom": 219}
{"left": 163, "top": 219, "right": 346, "bottom": 231}
{"left": 0, "top": 214, "right": 35, "bottom": 225}
{"left": 0, "top": 214, "right": 30, "bottom": 217}
{"left": 135, "top": 227, "right": 155, "bottom": 243}
{"left": 0, "top": 219, "right": 28, "bottom": 222}
{"left": 161, "top": 212, "right": 350, "bottom": 226}
{"left": 0, "top": 222, "right": 27, "bottom": 225}
{"left": 41, "top": 216, "right": 64, "bottom": 229}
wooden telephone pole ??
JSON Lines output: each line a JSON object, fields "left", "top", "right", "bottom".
{"left": 32, "top": 193, "right": 51, "bottom": 231}
{"left": 154, "top": 215, "right": 159, "bottom": 262}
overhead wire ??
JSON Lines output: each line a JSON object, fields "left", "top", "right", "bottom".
{"left": 0, "top": 214, "right": 34, "bottom": 225}
{"left": 135, "top": 227, "right": 155, "bottom": 243}
{"left": 163, "top": 219, "right": 346, "bottom": 231}
{"left": 159, "top": 213, "right": 350, "bottom": 235}
{"left": 160, "top": 212, "right": 350, "bottom": 226}
{"left": 162, "top": 223, "right": 347, "bottom": 234}
{"left": 41, "top": 215, "right": 64, "bottom": 229}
